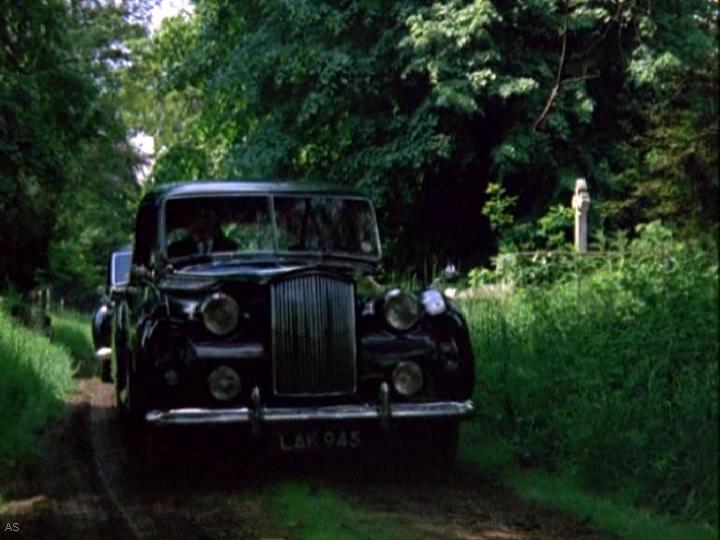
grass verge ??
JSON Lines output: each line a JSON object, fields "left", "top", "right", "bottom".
{"left": 266, "top": 480, "right": 414, "bottom": 540}
{"left": 459, "top": 439, "right": 717, "bottom": 540}
{"left": 458, "top": 238, "right": 718, "bottom": 537}
{"left": 50, "top": 311, "right": 95, "bottom": 377}
{"left": 0, "top": 307, "right": 75, "bottom": 468}
{"left": 508, "top": 471, "right": 717, "bottom": 540}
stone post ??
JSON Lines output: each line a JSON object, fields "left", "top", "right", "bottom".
{"left": 572, "top": 178, "right": 590, "bottom": 253}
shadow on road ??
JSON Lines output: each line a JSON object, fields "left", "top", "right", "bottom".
{"left": 3, "top": 378, "right": 607, "bottom": 540}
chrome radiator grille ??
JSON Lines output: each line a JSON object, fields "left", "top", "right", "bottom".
{"left": 271, "top": 274, "right": 356, "bottom": 396}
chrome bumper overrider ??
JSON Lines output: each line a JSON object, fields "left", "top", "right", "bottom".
{"left": 145, "top": 400, "right": 474, "bottom": 426}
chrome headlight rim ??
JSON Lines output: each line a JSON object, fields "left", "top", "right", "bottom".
{"left": 200, "top": 292, "right": 239, "bottom": 336}
{"left": 392, "top": 361, "right": 424, "bottom": 397}
{"left": 383, "top": 288, "right": 422, "bottom": 331}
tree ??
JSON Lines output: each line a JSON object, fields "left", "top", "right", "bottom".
{"left": 0, "top": 0, "right": 142, "bottom": 303}
{"left": 131, "top": 0, "right": 718, "bottom": 271}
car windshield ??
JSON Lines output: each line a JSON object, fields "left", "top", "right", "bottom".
{"left": 273, "top": 196, "right": 379, "bottom": 258}
{"left": 163, "top": 195, "right": 379, "bottom": 261}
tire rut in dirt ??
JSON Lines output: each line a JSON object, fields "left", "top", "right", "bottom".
{"left": 87, "top": 377, "right": 609, "bottom": 539}
{"left": 87, "top": 379, "right": 262, "bottom": 540}
{"left": 50, "top": 399, "right": 128, "bottom": 540}
{"left": 297, "top": 457, "right": 610, "bottom": 540}
{"left": 1, "top": 383, "right": 130, "bottom": 540}
{"left": 88, "top": 380, "right": 164, "bottom": 539}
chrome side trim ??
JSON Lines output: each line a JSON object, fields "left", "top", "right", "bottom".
{"left": 193, "top": 343, "right": 265, "bottom": 360}
{"left": 146, "top": 408, "right": 250, "bottom": 425}
{"left": 145, "top": 400, "right": 474, "bottom": 426}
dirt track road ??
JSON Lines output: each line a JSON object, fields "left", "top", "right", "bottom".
{"left": 1, "top": 379, "right": 608, "bottom": 539}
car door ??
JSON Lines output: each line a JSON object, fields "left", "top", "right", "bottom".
{"left": 125, "top": 202, "right": 158, "bottom": 366}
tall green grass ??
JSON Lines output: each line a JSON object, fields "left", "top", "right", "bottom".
{"left": 461, "top": 237, "right": 718, "bottom": 526}
{"left": 51, "top": 311, "right": 95, "bottom": 377}
{"left": 0, "top": 307, "right": 75, "bottom": 464}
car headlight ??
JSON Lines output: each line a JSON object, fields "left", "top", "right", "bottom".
{"left": 208, "top": 365, "right": 241, "bottom": 401}
{"left": 383, "top": 289, "right": 421, "bottom": 331}
{"left": 392, "top": 361, "right": 424, "bottom": 397}
{"left": 421, "top": 288, "right": 446, "bottom": 316}
{"left": 164, "top": 369, "right": 180, "bottom": 386}
{"left": 200, "top": 292, "right": 239, "bottom": 335}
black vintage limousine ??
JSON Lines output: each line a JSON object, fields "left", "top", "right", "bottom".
{"left": 111, "top": 181, "right": 475, "bottom": 462}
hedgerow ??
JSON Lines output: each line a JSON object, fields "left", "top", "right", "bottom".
{"left": 463, "top": 225, "right": 718, "bottom": 524}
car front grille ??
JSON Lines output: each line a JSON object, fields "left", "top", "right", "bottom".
{"left": 271, "top": 273, "right": 356, "bottom": 396}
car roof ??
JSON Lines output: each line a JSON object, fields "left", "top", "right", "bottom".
{"left": 141, "top": 180, "right": 367, "bottom": 205}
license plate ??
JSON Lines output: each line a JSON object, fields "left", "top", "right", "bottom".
{"left": 279, "top": 429, "right": 361, "bottom": 451}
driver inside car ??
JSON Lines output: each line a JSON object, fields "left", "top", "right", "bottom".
{"left": 167, "top": 207, "right": 237, "bottom": 258}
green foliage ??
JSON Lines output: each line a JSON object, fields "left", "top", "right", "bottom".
{"left": 483, "top": 181, "right": 517, "bottom": 232}
{"left": 129, "top": 0, "right": 716, "bottom": 271}
{"left": 2, "top": 0, "right": 715, "bottom": 285}
{"left": 51, "top": 311, "right": 95, "bottom": 377}
{"left": 490, "top": 203, "right": 574, "bottom": 254}
{"left": 472, "top": 220, "right": 703, "bottom": 286}
{"left": 403, "top": 0, "right": 504, "bottom": 115}
{"left": 0, "top": 304, "right": 74, "bottom": 464}
{"left": 461, "top": 234, "right": 718, "bottom": 524}
{"left": 609, "top": 2, "right": 718, "bottom": 230}
{"left": 0, "top": 0, "right": 142, "bottom": 303}
{"left": 536, "top": 205, "right": 573, "bottom": 249}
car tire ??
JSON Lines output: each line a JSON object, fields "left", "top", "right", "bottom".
{"left": 100, "top": 357, "right": 112, "bottom": 383}
{"left": 124, "top": 420, "right": 158, "bottom": 475}
{"left": 122, "top": 368, "right": 157, "bottom": 472}
{"left": 124, "top": 364, "right": 147, "bottom": 429}
{"left": 113, "top": 328, "right": 128, "bottom": 411}
{"left": 429, "top": 420, "right": 459, "bottom": 464}
{"left": 404, "top": 419, "right": 459, "bottom": 465}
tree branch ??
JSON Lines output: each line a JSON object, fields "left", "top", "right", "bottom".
{"left": 561, "top": 73, "right": 600, "bottom": 85}
{"left": 533, "top": 3, "right": 569, "bottom": 132}
{"left": 571, "top": 1, "right": 626, "bottom": 60}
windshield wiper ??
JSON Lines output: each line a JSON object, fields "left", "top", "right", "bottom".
{"left": 167, "top": 252, "right": 282, "bottom": 271}
{"left": 166, "top": 253, "right": 215, "bottom": 269}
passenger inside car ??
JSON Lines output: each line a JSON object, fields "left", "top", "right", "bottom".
{"left": 167, "top": 207, "right": 237, "bottom": 258}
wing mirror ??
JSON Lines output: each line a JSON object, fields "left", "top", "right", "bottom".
{"left": 441, "top": 262, "right": 459, "bottom": 283}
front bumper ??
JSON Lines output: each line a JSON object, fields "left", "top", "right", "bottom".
{"left": 145, "top": 400, "right": 474, "bottom": 426}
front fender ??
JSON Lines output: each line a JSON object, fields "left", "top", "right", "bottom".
{"left": 92, "top": 304, "right": 113, "bottom": 350}
{"left": 357, "top": 293, "right": 475, "bottom": 401}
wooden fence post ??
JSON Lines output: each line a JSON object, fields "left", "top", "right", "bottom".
{"left": 572, "top": 178, "right": 591, "bottom": 253}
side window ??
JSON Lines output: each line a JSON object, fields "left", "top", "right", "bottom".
{"left": 132, "top": 204, "right": 157, "bottom": 267}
